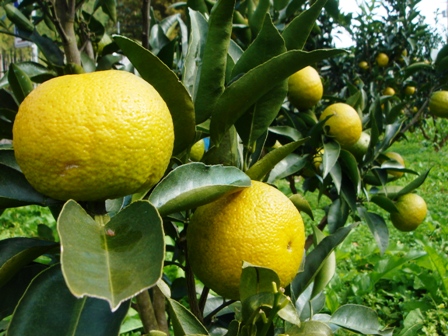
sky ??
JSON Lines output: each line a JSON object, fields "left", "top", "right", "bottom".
{"left": 334, "top": 0, "right": 447, "bottom": 49}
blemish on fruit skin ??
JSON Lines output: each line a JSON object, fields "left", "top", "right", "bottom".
{"left": 60, "top": 163, "right": 80, "bottom": 176}
{"left": 287, "top": 241, "right": 292, "bottom": 251}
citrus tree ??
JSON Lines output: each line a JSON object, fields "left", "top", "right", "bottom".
{"left": 0, "top": 0, "right": 442, "bottom": 334}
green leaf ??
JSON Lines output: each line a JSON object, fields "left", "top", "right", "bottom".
{"left": 240, "top": 263, "right": 280, "bottom": 302}
{"left": 420, "top": 240, "right": 448, "bottom": 297}
{"left": 322, "top": 140, "right": 340, "bottom": 179}
{"left": 245, "top": 139, "right": 307, "bottom": 181}
{"left": 358, "top": 207, "right": 389, "bottom": 255}
{"left": 310, "top": 226, "right": 336, "bottom": 299}
{"left": 210, "top": 49, "right": 345, "bottom": 145}
{"left": 166, "top": 297, "right": 209, "bottom": 336}
{"left": 339, "top": 150, "right": 360, "bottom": 190}
{"left": 0, "top": 164, "right": 60, "bottom": 209}
{"left": 4, "top": 4, "right": 34, "bottom": 32}
{"left": 183, "top": 9, "right": 208, "bottom": 100}
{"left": 394, "top": 169, "right": 430, "bottom": 199}
{"left": 8, "top": 63, "right": 34, "bottom": 104}
{"left": 247, "top": 0, "right": 270, "bottom": 37}
{"left": 94, "top": 0, "right": 117, "bottom": 22}
{"left": 370, "top": 195, "right": 397, "bottom": 213}
{"left": 25, "top": 30, "right": 65, "bottom": 66}
{"left": 194, "top": 0, "right": 235, "bottom": 124}
{"left": 0, "top": 263, "right": 47, "bottom": 320}
{"left": 329, "top": 304, "right": 393, "bottom": 335}
{"left": 286, "top": 320, "right": 333, "bottom": 335}
{"left": 289, "top": 193, "right": 314, "bottom": 220}
{"left": 290, "top": 224, "right": 355, "bottom": 300}
{"left": 0, "top": 149, "right": 20, "bottom": 171}
{"left": 113, "top": 35, "right": 196, "bottom": 155}
{"left": 0, "top": 237, "right": 57, "bottom": 288}
{"left": 398, "top": 309, "right": 424, "bottom": 336}
{"left": 402, "top": 62, "right": 433, "bottom": 81}
{"left": 268, "top": 126, "right": 302, "bottom": 141}
{"left": 327, "top": 197, "right": 349, "bottom": 233}
{"left": 232, "top": 15, "right": 287, "bottom": 146}
{"left": 282, "top": 0, "right": 328, "bottom": 50}
{"left": 8, "top": 61, "right": 56, "bottom": 83}
{"left": 266, "top": 153, "right": 308, "bottom": 183}
{"left": 148, "top": 162, "right": 251, "bottom": 216}
{"left": 58, "top": 200, "right": 165, "bottom": 311}
{"left": 8, "top": 264, "right": 130, "bottom": 336}
{"left": 203, "top": 125, "right": 242, "bottom": 168}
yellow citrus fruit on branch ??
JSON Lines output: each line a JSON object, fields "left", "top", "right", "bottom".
{"left": 13, "top": 70, "right": 174, "bottom": 201}
{"left": 390, "top": 193, "right": 427, "bottom": 232}
{"left": 187, "top": 181, "right": 305, "bottom": 300}
{"left": 345, "top": 131, "right": 370, "bottom": 160}
{"left": 287, "top": 66, "right": 323, "bottom": 110}
{"left": 190, "top": 139, "right": 205, "bottom": 162}
{"left": 381, "top": 152, "right": 405, "bottom": 179}
{"left": 376, "top": 53, "right": 389, "bottom": 67}
{"left": 404, "top": 86, "right": 416, "bottom": 95}
{"left": 429, "top": 91, "right": 448, "bottom": 118}
{"left": 383, "top": 87, "right": 395, "bottom": 96}
{"left": 319, "top": 103, "right": 362, "bottom": 148}
{"left": 358, "top": 61, "right": 369, "bottom": 70}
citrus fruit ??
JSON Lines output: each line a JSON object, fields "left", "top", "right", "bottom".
{"left": 190, "top": 139, "right": 205, "bottom": 162}
{"left": 287, "top": 66, "right": 323, "bottom": 110}
{"left": 381, "top": 152, "right": 405, "bottom": 179}
{"left": 429, "top": 91, "right": 448, "bottom": 118}
{"left": 404, "top": 86, "right": 416, "bottom": 95}
{"left": 187, "top": 181, "right": 305, "bottom": 300}
{"left": 319, "top": 103, "right": 362, "bottom": 148}
{"left": 345, "top": 131, "right": 370, "bottom": 160}
{"left": 383, "top": 87, "right": 395, "bottom": 96}
{"left": 390, "top": 193, "right": 427, "bottom": 232}
{"left": 358, "top": 61, "right": 369, "bottom": 70}
{"left": 376, "top": 53, "right": 389, "bottom": 67}
{"left": 313, "top": 148, "right": 324, "bottom": 171}
{"left": 13, "top": 70, "right": 174, "bottom": 201}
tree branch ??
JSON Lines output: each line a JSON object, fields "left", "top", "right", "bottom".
{"left": 142, "top": 0, "right": 151, "bottom": 49}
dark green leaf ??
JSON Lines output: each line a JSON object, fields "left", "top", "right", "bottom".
{"left": 113, "top": 35, "right": 195, "bottom": 155}
{"left": 322, "top": 140, "right": 340, "bottom": 178}
{"left": 246, "top": 139, "right": 307, "bottom": 181}
{"left": 59, "top": 200, "right": 164, "bottom": 311}
{"left": 27, "top": 30, "right": 64, "bottom": 66}
{"left": 0, "top": 149, "right": 20, "bottom": 171}
{"left": 358, "top": 207, "right": 389, "bottom": 255}
{"left": 0, "top": 164, "right": 60, "bottom": 209}
{"left": 267, "top": 153, "right": 308, "bottom": 183}
{"left": 8, "top": 64, "right": 34, "bottom": 104}
{"left": 0, "top": 237, "right": 57, "bottom": 287}
{"left": 210, "top": 49, "right": 345, "bottom": 145}
{"left": 282, "top": 0, "right": 328, "bottom": 50}
{"left": 8, "top": 264, "right": 129, "bottom": 336}
{"left": 329, "top": 304, "right": 393, "bottom": 335}
{"left": 268, "top": 126, "right": 302, "bottom": 141}
{"left": 240, "top": 263, "right": 280, "bottom": 301}
{"left": 194, "top": 0, "right": 236, "bottom": 124}
{"left": 4, "top": 4, "right": 34, "bottom": 32}
{"left": 289, "top": 193, "right": 314, "bottom": 220}
{"left": 148, "top": 163, "right": 251, "bottom": 216}
{"left": 0, "top": 263, "right": 47, "bottom": 320}
{"left": 166, "top": 297, "right": 209, "bottom": 336}
{"left": 247, "top": 0, "right": 270, "bottom": 37}
{"left": 327, "top": 197, "right": 349, "bottom": 233}
{"left": 339, "top": 150, "right": 360, "bottom": 189}
{"left": 9, "top": 62, "right": 56, "bottom": 83}
{"left": 203, "top": 125, "right": 242, "bottom": 168}
{"left": 95, "top": 0, "right": 117, "bottom": 22}
{"left": 182, "top": 9, "right": 208, "bottom": 99}
{"left": 291, "top": 224, "right": 355, "bottom": 300}
{"left": 370, "top": 195, "right": 397, "bottom": 213}
{"left": 395, "top": 169, "right": 430, "bottom": 199}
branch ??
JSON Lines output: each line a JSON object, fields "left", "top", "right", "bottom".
{"left": 142, "top": 0, "right": 151, "bottom": 49}
{"left": 136, "top": 289, "right": 159, "bottom": 333}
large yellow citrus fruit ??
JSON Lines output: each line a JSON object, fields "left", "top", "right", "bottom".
{"left": 287, "top": 66, "right": 323, "bottom": 110}
{"left": 319, "top": 103, "right": 362, "bottom": 148}
{"left": 376, "top": 53, "right": 389, "bottom": 67}
{"left": 187, "top": 181, "right": 305, "bottom": 300}
{"left": 429, "top": 91, "right": 448, "bottom": 118}
{"left": 390, "top": 193, "right": 427, "bottom": 232}
{"left": 13, "top": 70, "right": 174, "bottom": 201}
{"left": 381, "top": 152, "right": 405, "bottom": 179}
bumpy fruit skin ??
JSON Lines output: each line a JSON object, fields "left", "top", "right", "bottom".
{"left": 187, "top": 181, "right": 305, "bottom": 300}
{"left": 390, "top": 193, "right": 427, "bottom": 232}
{"left": 429, "top": 91, "right": 448, "bottom": 118}
{"left": 287, "top": 66, "right": 323, "bottom": 110}
{"left": 13, "top": 70, "right": 174, "bottom": 201}
{"left": 376, "top": 53, "right": 389, "bottom": 67}
{"left": 319, "top": 103, "right": 362, "bottom": 148}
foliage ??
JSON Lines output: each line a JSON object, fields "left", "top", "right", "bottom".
{"left": 0, "top": 0, "right": 445, "bottom": 335}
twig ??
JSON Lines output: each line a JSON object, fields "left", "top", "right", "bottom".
{"left": 136, "top": 289, "right": 159, "bottom": 333}
{"left": 203, "top": 299, "right": 236, "bottom": 326}
{"left": 142, "top": 0, "right": 151, "bottom": 49}
{"left": 152, "top": 286, "right": 170, "bottom": 334}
